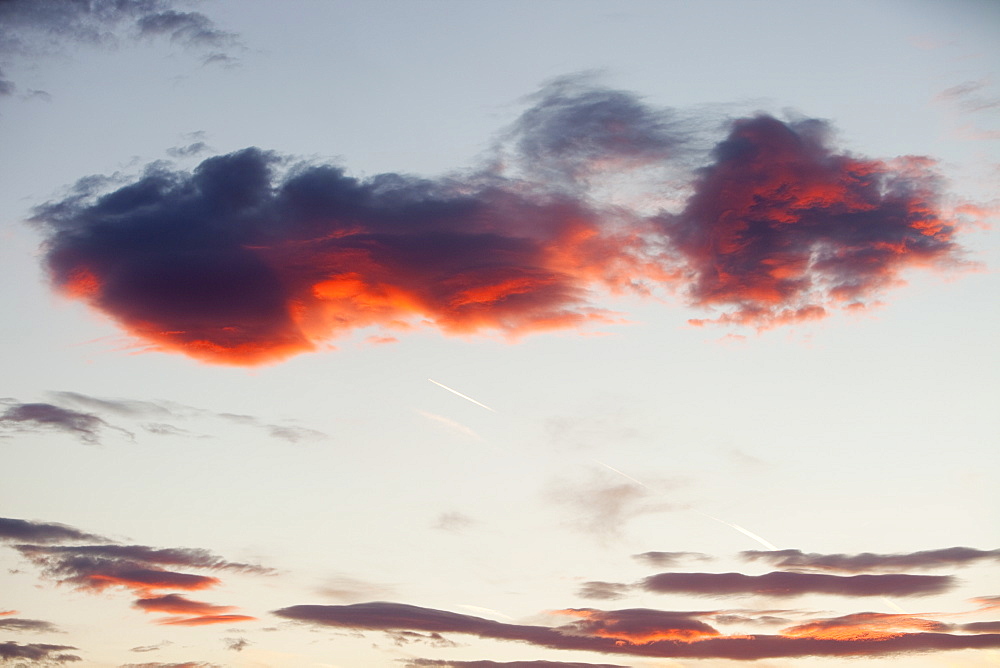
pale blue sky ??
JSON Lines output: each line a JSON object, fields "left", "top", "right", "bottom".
{"left": 1, "top": 1, "right": 998, "bottom": 666}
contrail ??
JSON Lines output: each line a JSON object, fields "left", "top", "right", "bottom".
{"left": 695, "top": 511, "right": 779, "bottom": 551}
{"left": 415, "top": 409, "right": 483, "bottom": 441}
{"left": 428, "top": 379, "right": 496, "bottom": 412}
{"left": 592, "top": 459, "right": 649, "bottom": 489}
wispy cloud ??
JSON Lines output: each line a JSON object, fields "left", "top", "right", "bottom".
{"left": 0, "top": 391, "right": 329, "bottom": 445}
{"left": 632, "top": 551, "right": 711, "bottom": 568}
{"left": 0, "top": 400, "right": 130, "bottom": 444}
{"left": 0, "top": 0, "right": 240, "bottom": 96}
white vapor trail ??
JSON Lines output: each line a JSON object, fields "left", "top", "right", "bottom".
{"left": 428, "top": 378, "right": 496, "bottom": 412}
{"left": 592, "top": 459, "right": 650, "bottom": 489}
{"left": 695, "top": 511, "right": 779, "bottom": 551}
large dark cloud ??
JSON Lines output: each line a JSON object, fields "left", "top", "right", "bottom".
{"left": 0, "top": 641, "right": 80, "bottom": 663}
{"left": 640, "top": 571, "right": 953, "bottom": 598}
{"left": 30, "top": 82, "right": 968, "bottom": 365}
{"left": 742, "top": 547, "right": 1000, "bottom": 573}
{"left": 0, "top": 0, "right": 237, "bottom": 95}
{"left": 274, "top": 600, "right": 1000, "bottom": 660}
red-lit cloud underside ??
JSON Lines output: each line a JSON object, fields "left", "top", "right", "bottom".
{"left": 275, "top": 602, "right": 1000, "bottom": 660}
{"left": 34, "top": 84, "right": 972, "bottom": 365}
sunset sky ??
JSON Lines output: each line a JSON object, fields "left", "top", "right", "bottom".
{"left": 1, "top": 1, "right": 999, "bottom": 667}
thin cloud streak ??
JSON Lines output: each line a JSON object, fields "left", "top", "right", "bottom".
{"left": 742, "top": 547, "right": 1000, "bottom": 572}
{"left": 640, "top": 571, "right": 954, "bottom": 598}
{"left": 428, "top": 379, "right": 497, "bottom": 413}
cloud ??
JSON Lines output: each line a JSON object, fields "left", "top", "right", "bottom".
{"left": 133, "top": 593, "right": 255, "bottom": 627}
{"left": 742, "top": 547, "right": 1000, "bottom": 572}
{"left": 29, "top": 82, "right": 971, "bottom": 365}
{"left": 47, "top": 391, "right": 328, "bottom": 443}
{"left": 222, "top": 637, "right": 249, "bottom": 652}
{"left": 432, "top": 512, "right": 476, "bottom": 533}
{"left": 273, "top": 600, "right": 1000, "bottom": 660}
{"left": 548, "top": 476, "right": 682, "bottom": 539}
{"left": 640, "top": 571, "right": 953, "bottom": 598}
{"left": 133, "top": 593, "right": 234, "bottom": 616}
{"left": 0, "top": 517, "right": 107, "bottom": 544}
{"left": 134, "top": 10, "right": 232, "bottom": 48}
{"left": 935, "top": 80, "right": 1000, "bottom": 113}
{"left": 657, "top": 115, "right": 962, "bottom": 328}
{"left": 15, "top": 544, "right": 273, "bottom": 578}
{"left": 0, "top": 400, "right": 129, "bottom": 444}
{"left": 318, "top": 574, "right": 397, "bottom": 603}
{"left": 118, "top": 664, "right": 220, "bottom": 668}
{"left": 3, "top": 518, "right": 269, "bottom": 628}
{"left": 552, "top": 607, "right": 721, "bottom": 643}
{"left": 156, "top": 614, "right": 254, "bottom": 627}
{"left": 963, "top": 621, "right": 1000, "bottom": 633}
{"left": 0, "top": 0, "right": 238, "bottom": 95}
{"left": 576, "top": 581, "right": 632, "bottom": 601}
{"left": 632, "top": 551, "right": 710, "bottom": 567}
{"left": 404, "top": 661, "right": 631, "bottom": 668}
{"left": 129, "top": 642, "right": 171, "bottom": 653}
{"left": 779, "top": 612, "right": 951, "bottom": 640}
{"left": 32, "top": 147, "right": 629, "bottom": 365}
{"left": 0, "top": 617, "right": 61, "bottom": 633}
{"left": 0, "top": 642, "right": 80, "bottom": 663}
{"left": 500, "top": 74, "right": 694, "bottom": 189}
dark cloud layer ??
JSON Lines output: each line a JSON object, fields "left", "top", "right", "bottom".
{"left": 0, "top": 0, "right": 236, "bottom": 95}
{"left": 274, "top": 601, "right": 1000, "bottom": 660}
{"left": 30, "top": 82, "right": 967, "bottom": 365}
{"left": 14, "top": 542, "right": 270, "bottom": 593}
{"left": 405, "top": 661, "right": 631, "bottom": 668}
{"left": 0, "top": 517, "right": 106, "bottom": 544}
{"left": 0, "top": 617, "right": 61, "bottom": 633}
{"left": 742, "top": 547, "right": 1000, "bottom": 573}
{"left": 0, "top": 641, "right": 80, "bottom": 663}
{"left": 640, "top": 571, "right": 953, "bottom": 598}
{"left": 2, "top": 516, "right": 265, "bottom": 629}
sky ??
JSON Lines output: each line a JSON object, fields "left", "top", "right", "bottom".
{"left": 0, "top": 0, "right": 998, "bottom": 666}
